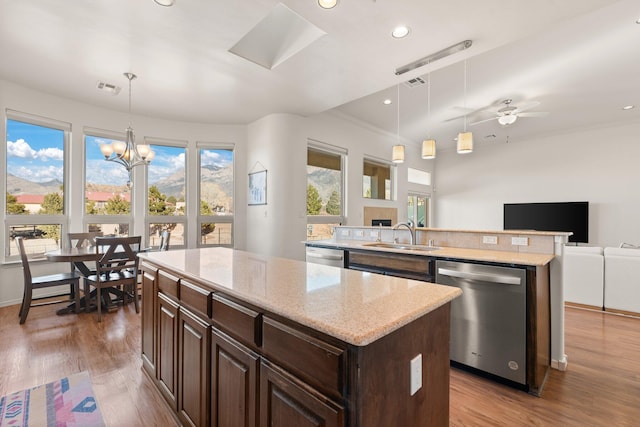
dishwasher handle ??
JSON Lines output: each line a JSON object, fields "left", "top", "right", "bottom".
{"left": 437, "top": 267, "right": 522, "bottom": 285}
{"left": 306, "top": 252, "right": 343, "bottom": 261}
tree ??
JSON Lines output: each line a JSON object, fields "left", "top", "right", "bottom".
{"left": 86, "top": 199, "right": 99, "bottom": 215}
{"left": 307, "top": 184, "right": 322, "bottom": 215}
{"left": 6, "top": 192, "right": 27, "bottom": 214}
{"left": 38, "top": 192, "right": 63, "bottom": 243}
{"left": 104, "top": 194, "right": 130, "bottom": 214}
{"left": 325, "top": 190, "right": 340, "bottom": 215}
{"left": 200, "top": 200, "right": 216, "bottom": 243}
{"left": 148, "top": 186, "right": 175, "bottom": 216}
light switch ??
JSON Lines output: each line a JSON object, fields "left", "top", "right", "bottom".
{"left": 410, "top": 354, "right": 422, "bottom": 396}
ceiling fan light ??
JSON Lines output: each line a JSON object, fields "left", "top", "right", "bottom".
{"left": 318, "top": 0, "right": 338, "bottom": 9}
{"left": 153, "top": 0, "right": 175, "bottom": 6}
{"left": 498, "top": 114, "right": 517, "bottom": 126}
{"left": 392, "top": 145, "right": 405, "bottom": 163}
{"left": 421, "top": 139, "right": 436, "bottom": 159}
{"left": 457, "top": 132, "right": 473, "bottom": 154}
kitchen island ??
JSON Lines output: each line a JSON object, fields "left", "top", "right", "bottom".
{"left": 138, "top": 247, "right": 461, "bottom": 427}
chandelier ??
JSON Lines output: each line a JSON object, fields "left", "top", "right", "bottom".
{"left": 100, "top": 72, "right": 154, "bottom": 187}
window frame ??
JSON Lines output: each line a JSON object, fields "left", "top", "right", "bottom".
{"left": 4, "top": 110, "right": 71, "bottom": 262}
{"left": 82, "top": 127, "right": 133, "bottom": 235}
{"left": 362, "top": 156, "right": 394, "bottom": 201}
{"left": 197, "top": 142, "right": 235, "bottom": 248}
{"left": 306, "top": 140, "right": 347, "bottom": 227}
{"left": 144, "top": 137, "right": 188, "bottom": 249}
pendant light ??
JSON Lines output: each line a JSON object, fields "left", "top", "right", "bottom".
{"left": 392, "top": 84, "right": 405, "bottom": 163}
{"left": 100, "top": 73, "right": 155, "bottom": 187}
{"left": 422, "top": 73, "right": 436, "bottom": 159}
{"left": 457, "top": 60, "right": 473, "bottom": 154}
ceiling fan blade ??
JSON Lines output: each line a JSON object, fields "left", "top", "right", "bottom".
{"left": 469, "top": 116, "right": 498, "bottom": 126}
{"left": 513, "top": 101, "right": 541, "bottom": 113}
{"left": 518, "top": 111, "right": 549, "bottom": 118}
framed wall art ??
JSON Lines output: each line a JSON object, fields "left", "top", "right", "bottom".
{"left": 248, "top": 169, "right": 267, "bottom": 205}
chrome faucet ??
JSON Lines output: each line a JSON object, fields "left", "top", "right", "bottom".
{"left": 392, "top": 221, "right": 415, "bottom": 245}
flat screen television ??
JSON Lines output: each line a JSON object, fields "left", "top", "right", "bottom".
{"left": 503, "top": 201, "right": 589, "bottom": 243}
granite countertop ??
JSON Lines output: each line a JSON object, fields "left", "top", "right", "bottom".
{"left": 139, "top": 247, "right": 461, "bottom": 347}
{"left": 306, "top": 240, "right": 555, "bottom": 266}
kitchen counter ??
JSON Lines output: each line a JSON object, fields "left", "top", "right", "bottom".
{"left": 139, "top": 247, "right": 460, "bottom": 426}
{"left": 306, "top": 239, "right": 555, "bottom": 267}
{"left": 139, "top": 247, "right": 461, "bottom": 346}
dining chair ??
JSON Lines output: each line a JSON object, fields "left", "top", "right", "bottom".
{"left": 16, "top": 236, "right": 81, "bottom": 324}
{"left": 67, "top": 231, "right": 103, "bottom": 299}
{"left": 84, "top": 236, "right": 142, "bottom": 322}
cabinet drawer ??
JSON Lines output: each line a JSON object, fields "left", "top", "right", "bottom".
{"left": 180, "top": 279, "right": 212, "bottom": 319}
{"left": 158, "top": 270, "right": 180, "bottom": 300}
{"left": 212, "top": 294, "right": 261, "bottom": 348}
{"left": 262, "top": 317, "right": 345, "bottom": 399}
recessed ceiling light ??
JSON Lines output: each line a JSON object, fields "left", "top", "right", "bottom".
{"left": 623, "top": 105, "right": 635, "bottom": 110}
{"left": 383, "top": 99, "right": 392, "bottom": 105}
{"left": 636, "top": 17, "right": 640, "bottom": 24}
{"left": 153, "top": 0, "right": 175, "bottom": 6}
{"left": 391, "top": 26, "right": 410, "bottom": 39}
{"left": 318, "top": 0, "right": 338, "bottom": 9}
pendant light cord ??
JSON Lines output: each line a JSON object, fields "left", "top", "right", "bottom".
{"left": 463, "top": 60, "right": 467, "bottom": 132}
{"left": 397, "top": 83, "right": 400, "bottom": 144}
{"left": 427, "top": 73, "right": 431, "bottom": 138}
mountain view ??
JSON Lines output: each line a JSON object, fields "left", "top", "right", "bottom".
{"left": 7, "top": 174, "right": 63, "bottom": 195}
{"left": 308, "top": 166, "right": 341, "bottom": 204}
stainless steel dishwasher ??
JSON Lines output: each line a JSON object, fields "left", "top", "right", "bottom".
{"left": 305, "top": 245, "right": 345, "bottom": 267}
{"left": 436, "top": 260, "right": 527, "bottom": 385}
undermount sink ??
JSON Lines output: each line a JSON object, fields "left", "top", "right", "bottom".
{"left": 363, "top": 242, "right": 440, "bottom": 252}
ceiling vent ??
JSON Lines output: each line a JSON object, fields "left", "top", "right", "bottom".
{"left": 404, "top": 77, "right": 426, "bottom": 88}
{"left": 97, "top": 81, "right": 121, "bottom": 95}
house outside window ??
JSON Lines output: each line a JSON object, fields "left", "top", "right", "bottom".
{"left": 84, "top": 128, "right": 132, "bottom": 237}
{"left": 4, "top": 111, "right": 70, "bottom": 260}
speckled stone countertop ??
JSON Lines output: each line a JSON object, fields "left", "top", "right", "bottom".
{"left": 139, "top": 247, "right": 461, "bottom": 347}
{"left": 306, "top": 240, "right": 555, "bottom": 266}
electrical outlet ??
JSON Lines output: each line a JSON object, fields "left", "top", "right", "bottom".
{"left": 370, "top": 231, "right": 379, "bottom": 238}
{"left": 482, "top": 235, "right": 498, "bottom": 245}
{"left": 511, "top": 237, "right": 529, "bottom": 246}
{"left": 340, "top": 229, "right": 350, "bottom": 237}
{"left": 355, "top": 230, "right": 365, "bottom": 237}
{"left": 410, "top": 354, "right": 422, "bottom": 396}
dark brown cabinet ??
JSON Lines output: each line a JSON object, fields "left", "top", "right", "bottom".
{"left": 259, "top": 361, "right": 344, "bottom": 427}
{"left": 141, "top": 259, "right": 453, "bottom": 427}
{"left": 140, "top": 263, "right": 157, "bottom": 377}
{"left": 211, "top": 329, "right": 259, "bottom": 427}
{"left": 178, "top": 307, "right": 210, "bottom": 427}
{"left": 157, "top": 291, "right": 179, "bottom": 410}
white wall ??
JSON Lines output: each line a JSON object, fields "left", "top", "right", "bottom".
{"left": 433, "top": 120, "right": 640, "bottom": 248}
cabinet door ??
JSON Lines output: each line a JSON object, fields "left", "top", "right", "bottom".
{"left": 141, "top": 266, "right": 157, "bottom": 377}
{"left": 211, "top": 329, "right": 259, "bottom": 427}
{"left": 259, "top": 362, "right": 344, "bottom": 427}
{"left": 157, "top": 292, "right": 179, "bottom": 410}
{"left": 178, "top": 307, "right": 210, "bottom": 427}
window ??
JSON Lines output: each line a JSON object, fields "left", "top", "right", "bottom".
{"left": 307, "top": 141, "right": 346, "bottom": 240}
{"left": 363, "top": 158, "right": 392, "bottom": 200}
{"left": 407, "top": 194, "right": 430, "bottom": 228}
{"left": 83, "top": 128, "right": 132, "bottom": 236}
{"left": 146, "top": 141, "right": 186, "bottom": 248}
{"left": 198, "top": 146, "right": 234, "bottom": 247}
{"left": 5, "top": 111, "right": 70, "bottom": 260}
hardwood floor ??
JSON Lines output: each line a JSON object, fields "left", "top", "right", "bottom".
{"left": 0, "top": 303, "right": 638, "bottom": 426}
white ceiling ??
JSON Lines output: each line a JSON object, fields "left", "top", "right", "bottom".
{"left": 1, "top": 0, "right": 638, "bottom": 152}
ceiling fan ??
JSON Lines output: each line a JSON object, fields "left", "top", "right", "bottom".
{"left": 470, "top": 99, "right": 549, "bottom": 126}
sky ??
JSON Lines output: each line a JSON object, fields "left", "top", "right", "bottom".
{"left": 7, "top": 119, "right": 234, "bottom": 187}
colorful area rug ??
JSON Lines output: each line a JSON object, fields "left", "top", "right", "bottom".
{"left": 0, "top": 371, "right": 105, "bottom": 427}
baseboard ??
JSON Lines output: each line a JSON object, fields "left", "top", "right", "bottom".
{"left": 565, "top": 301, "right": 602, "bottom": 311}
{"left": 604, "top": 307, "right": 640, "bottom": 318}
{"left": 551, "top": 354, "right": 568, "bottom": 371}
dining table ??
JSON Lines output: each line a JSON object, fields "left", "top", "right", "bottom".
{"left": 45, "top": 245, "right": 125, "bottom": 315}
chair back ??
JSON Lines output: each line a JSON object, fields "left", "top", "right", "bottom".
{"left": 68, "top": 231, "right": 103, "bottom": 248}
{"left": 159, "top": 230, "right": 171, "bottom": 251}
{"left": 15, "top": 237, "right": 32, "bottom": 285}
{"left": 95, "top": 236, "right": 142, "bottom": 279}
